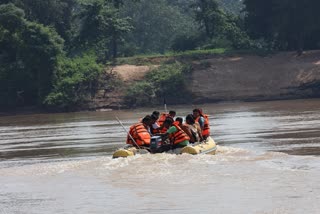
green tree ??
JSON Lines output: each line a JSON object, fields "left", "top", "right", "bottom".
{"left": 122, "top": 0, "right": 197, "bottom": 54}
{"left": 189, "top": 0, "right": 249, "bottom": 49}
{"left": 44, "top": 54, "right": 103, "bottom": 110}
{"left": 217, "top": 0, "right": 244, "bottom": 15}
{"left": 76, "top": 0, "right": 132, "bottom": 60}
{"left": 192, "top": 0, "right": 225, "bottom": 39}
{"left": 1, "top": 0, "right": 76, "bottom": 46}
{"left": 21, "top": 22, "right": 64, "bottom": 100}
{"left": 243, "top": 0, "right": 320, "bottom": 53}
{"left": 0, "top": 3, "right": 63, "bottom": 109}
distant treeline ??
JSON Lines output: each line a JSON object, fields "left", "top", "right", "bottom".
{"left": 244, "top": 0, "right": 320, "bottom": 54}
{"left": 1, "top": 0, "right": 320, "bottom": 110}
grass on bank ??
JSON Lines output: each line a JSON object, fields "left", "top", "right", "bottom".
{"left": 115, "top": 48, "right": 275, "bottom": 65}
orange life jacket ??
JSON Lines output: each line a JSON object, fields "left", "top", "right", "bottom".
{"left": 158, "top": 113, "right": 169, "bottom": 127}
{"left": 139, "top": 117, "right": 162, "bottom": 134}
{"left": 156, "top": 112, "right": 173, "bottom": 134}
{"left": 126, "top": 123, "right": 151, "bottom": 146}
{"left": 195, "top": 114, "right": 210, "bottom": 137}
{"left": 169, "top": 122, "right": 190, "bottom": 144}
{"left": 151, "top": 126, "right": 167, "bottom": 134}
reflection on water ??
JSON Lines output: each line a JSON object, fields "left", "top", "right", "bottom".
{"left": 1, "top": 99, "right": 320, "bottom": 213}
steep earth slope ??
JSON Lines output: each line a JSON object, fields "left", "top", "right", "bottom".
{"left": 191, "top": 51, "right": 320, "bottom": 103}
{"left": 91, "top": 51, "right": 320, "bottom": 109}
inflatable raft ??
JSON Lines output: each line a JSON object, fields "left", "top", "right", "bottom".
{"left": 112, "top": 136, "right": 217, "bottom": 158}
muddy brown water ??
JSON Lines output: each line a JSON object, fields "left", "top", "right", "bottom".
{"left": 1, "top": 99, "right": 320, "bottom": 213}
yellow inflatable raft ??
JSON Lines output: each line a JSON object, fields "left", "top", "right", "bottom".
{"left": 112, "top": 136, "right": 217, "bottom": 158}
{"left": 180, "top": 136, "right": 217, "bottom": 155}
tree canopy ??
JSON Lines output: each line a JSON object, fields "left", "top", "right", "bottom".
{"left": 2, "top": 0, "right": 320, "bottom": 110}
{"left": 0, "top": 3, "right": 63, "bottom": 108}
{"left": 243, "top": 0, "right": 320, "bottom": 53}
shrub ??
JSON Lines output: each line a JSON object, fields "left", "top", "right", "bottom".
{"left": 44, "top": 54, "right": 103, "bottom": 109}
{"left": 124, "top": 62, "right": 192, "bottom": 107}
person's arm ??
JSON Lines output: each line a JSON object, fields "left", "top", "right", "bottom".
{"left": 152, "top": 123, "right": 160, "bottom": 129}
{"left": 196, "top": 123, "right": 203, "bottom": 141}
{"left": 182, "top": 126, "right": 193, "bottom": 140}
{"left": 164, "top": 126, "right": 177, "bottom": 144}
{"left": 198, "top": 117, "right": 205, "bottom": 130}
{"left": 155, "top": 123, "right": 165, "bottom": 132}
{"left": 155, "top": 126, "right": 176, "bottom": 141}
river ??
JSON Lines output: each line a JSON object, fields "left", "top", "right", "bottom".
{"left": 1, "top": 99, "right": 320, "bottom": 214}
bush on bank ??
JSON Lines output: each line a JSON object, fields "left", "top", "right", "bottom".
{"left": 44, "top": 54, "right": 103, "bottom": 110}
{"left": 124, "top": 62, "right": 192, "bottom": 107}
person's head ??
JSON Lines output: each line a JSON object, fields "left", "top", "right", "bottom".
{"left": 193, "top": 109, "right": 201, "bottom": 118}
{"left": 186, "top": 114, "right": 195, "bottom": 125}
{"left": 169, "top": 110, "right": 176, "bottom": 118}
{"left": 142, "top": 115, "right": 153, "bottom": 126}
{"left": 151, "top": 114, "right": 158, "bottom": 124}
{"left": 175, "top": 117, "right": 183, "bottom": 126}
{"left": 199, "top": 108, "right": 203, "bottom": 115}
{"left": 152, "top": 111, "right": 160, "bottom": 118}
{"left": 163, "top": 117, "right": 174, "bottom": 129}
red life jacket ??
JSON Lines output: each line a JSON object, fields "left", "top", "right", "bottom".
{"left": 195, "top": 114, "right": 210, "bottom": 137}
{"left": 169, "top": 122, "right": 190, "bottom": 144}
{"left": 126, "top": 123, "right": 151, "bottom": 146}
{"left": 152, "top": 126, "right": 168, "bottom": 134}
{"left": 158, "top": 113, "right": 169, "bottom": 127}
{"left": 156, "top": 112, "right": 173, "bottom": 134}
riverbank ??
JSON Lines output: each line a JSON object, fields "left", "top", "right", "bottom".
{"left": 87, "top": 50, "right": 320, "bottom": 110}
{"left": 1, "top": 50, "right": 320, "bottom": 114}
{"left": 191, "top": 50, "right": 320, "bottom": 103}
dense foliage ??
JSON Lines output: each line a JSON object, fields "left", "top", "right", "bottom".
{"left": 243, "top": 0, "right": 320, "bottom": 53}
{"left": 1, "top": 0, "right": 320, "bottom": 110}
{"left": 121, "top": 0, "right": 197, "bottom": 54}
{"left": 44, "top": 54, "right": 103, "bottom": 110}
{"left": 0, "top": 3, "right": 63, "bottom": 108}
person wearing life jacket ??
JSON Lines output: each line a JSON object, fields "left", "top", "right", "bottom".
{"left": 147, "top": 111, "right": 163, "bottom": 134}
{"left": 152, "top": 111, "right": 160, "bottom": 119}
{"left": 185, "top": 114, "right": 203, "bottom": 143}
{"left": 156, "top": 110, "right": 176, "bottom": 133}
{"left": 126, "top": 115, "right": 153, "bottom": 147}
{"left": 175, "top": 117, "right": 195, "bottom": 143}
{"left": 193, "top": 108, "right": 210, "bottom": 139}
{"left": 138, "top": 111, "right": 160, "bottom": 130}
{"left": 162, "top": 118, "right": 190, "bottom": 148}
{"left": 150, "top": 113, "right": 161, "bottom": 134}
{"left": 157, "top": 110, "right": 176, "bottom": 126}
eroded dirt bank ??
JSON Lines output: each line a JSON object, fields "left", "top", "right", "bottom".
{"left": 91, "top": 51, "right": 320, "bottom": 109}
{"left": 191, "top": 51, "right": 320, "bottom": 103}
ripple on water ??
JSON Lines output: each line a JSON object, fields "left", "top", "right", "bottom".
{"left": 1, "top": 100, "right": 320, "bottom": 213}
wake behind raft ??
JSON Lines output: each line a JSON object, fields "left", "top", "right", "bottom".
{"left": 112, "top": 136, "right": 217, "bottom": 158}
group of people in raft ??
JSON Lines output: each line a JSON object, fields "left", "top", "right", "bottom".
{"left": 126, "top": 109, "right": 210, "bottom": 152}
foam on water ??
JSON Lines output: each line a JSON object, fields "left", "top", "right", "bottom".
{"left": 1, "top": 145, "right": 319, "bottom": 177}
{"left": 1, "top": 147, "right": 320, "bottom": 214}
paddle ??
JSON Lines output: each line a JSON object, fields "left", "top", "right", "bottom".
{"left": 115, "top": 116, "right": 141, "bottom": 149}
{"left": 164, "top": 97, "right": 168, "bottom": 114}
